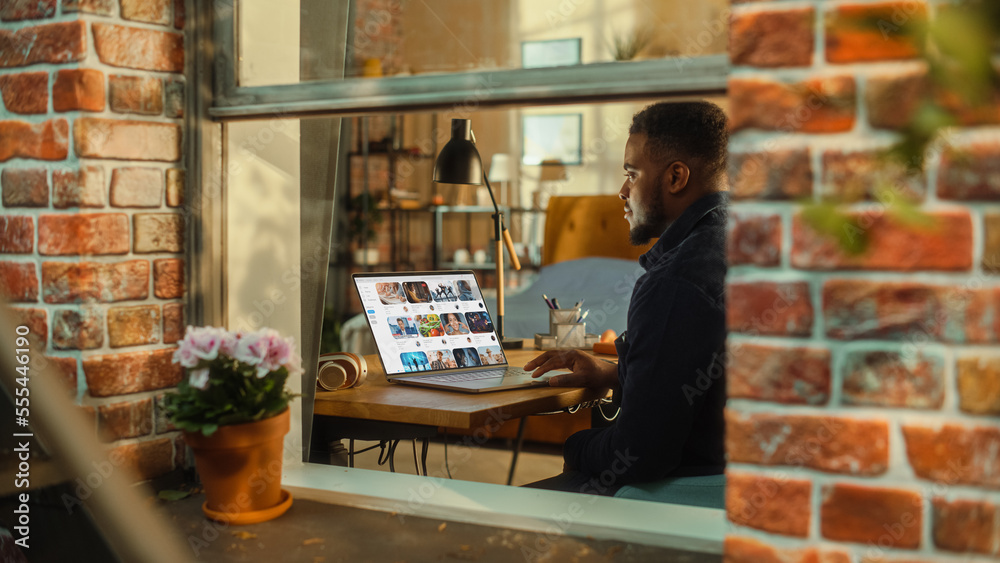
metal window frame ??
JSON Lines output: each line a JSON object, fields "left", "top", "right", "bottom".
{"left": 209, "top": 2, "right": 728, "bottom": 121}
{"left": 192, "top": 4, "right": 730, "bottom": 554}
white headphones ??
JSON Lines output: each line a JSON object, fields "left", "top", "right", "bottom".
{"left": 317, "top": 352, "right": 369, "bottom": 391}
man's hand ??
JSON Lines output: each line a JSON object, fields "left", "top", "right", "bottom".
{"left": 524, "top": 349, "right": 618, "bottom": 388}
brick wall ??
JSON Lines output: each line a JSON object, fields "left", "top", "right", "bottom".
{"left": 0, "top": 0, "right": 186, "bottom": 481}
{"left": 727, "top": 0, "right": 999, "bottom": 560}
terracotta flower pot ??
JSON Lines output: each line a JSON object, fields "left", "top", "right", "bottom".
{"left": 182, "top": 409, "right": 292, "bottom": 524}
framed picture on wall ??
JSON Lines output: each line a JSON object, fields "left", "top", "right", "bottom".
{"left": 522, "top": 114, "right": 583, "bottom": 166}
{"left": 521, "top": 38, "right": 581, "bottom": 69}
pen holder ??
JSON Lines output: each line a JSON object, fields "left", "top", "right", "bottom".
{"left": 534, "top": 309, "right": 599, "bottom": 350}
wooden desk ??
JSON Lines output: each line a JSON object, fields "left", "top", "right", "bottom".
{"left": 313, "top": 345, "right": 612, "bottom": 429}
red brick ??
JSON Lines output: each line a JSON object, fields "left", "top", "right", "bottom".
{"left": 0, "top": 21, "right": 86, "bottom": 67}
{"left": 825, "top": 2, "right": 926, "bottom": 63}
{"left": 73, "top": 118, "right": 180, "bottom": 161}
{"left": 0, "top": 215, "right": 33, "bottom": 253}
{"left": 106, "top": 437, "right": 174, "bottom": 481}
{"left": 902, "top": 424, "right": 1000, "bottom": 488}
{"left": 937, "top": 140, "right": 1000, "bottom": 200}
{"left": 791, "top": 210, "right": 973, "bottom": 271}
{"left": 61, "top": 0, "right": 114, "bottom": 16}
{"left": 726, "top": 472, "right": 811, "bottom": 537}
{"left": 109, "top": 75, "right": 163, "bottom": 115}
{"left": 52, "top": 307, "right": 103, "bottom": 350}
{"left": 97, "top": 398, "right": 153, "bottom": 442}
{"left": 0, "top": 71, "right": 48, "bottom": 114}
{"left": 957, "top": 355, "right": 1000, "bottom": 415}
{"left": 842, "top": 350, "right": 944, "bottom": 409}
{"left": 9, "top": 307, "right": 46, "bottom": 345}
{"left": 110, "top": 167, "right": 163, "bottom": 207}
{"left": 729, "top": 148, "right": 812, "bottom": 200}
{"left": 866, "top": 68, "right": 927, "bottom": 130}
{"left": 162, "top": 302, "right": 182, "bottom": 344}
{"left": 727, "top": 281, "right": 813, "bottom": 336}
{"left": 42, "top": 260, "right": 149, "bottom": 304}
{"left": 728, "top": 212, "right": 781, "bottom": 266}
{"left": 726, "top": 410, "right": 889, "bottom": 475}
{"left": 164, "top": 76, "right": 183, "bottom": 118}
{"left": 45, "top": 355, "right": 78, "bottom": 393}
{"left": 92, "top": 23, "right": 183, "bottom": 72}
{"left": 932, "top": 497, "right": 999, "bottom": 555}
{"left": 2, "top": 167, "right": 48, "bottom": 207}
{"left": 823, "top": 280, "right": 1000, "bottom": 343}
{"left": 153, "top": 258, "right": 183, "bottom": 298}
{"left": 729, "top": 76, "right": 856, "bottom": 133}
{"left": 730, "top": 8, "right": 813, "bottom": 68}
{"left": 52, "top": 68, "right": 105, "bottom": 112}
{"left": 0, "top": 0, "right": 56, "bottom": 20}
{"left": 728, "top": 342, "right": 830, "bottom": 405}
{"left": 820, "top": 483, "right": 922, "bottom": 548}
{"left": 53, "top": 166, "right": 105, "bottom": 208}
{"left": 37, "top": 213, "right": 129, "bottom": 256}
{"left": 121, "top": 0, "right": 170, "bottom": 25}
{"left": 173, "top": 0, "right": 184, "bottom": 29}
{"left": 133, "top": 213, "right": 183, "bottom": 253}
{"left": 83, "top": 348, "right": 181, "bottom": 397}
{"left": 985, "top": 213, "right": 1000, "bottom": 273}
{"left": 724, "top": 536, "right": 850, "bottom": 563}
{"left": 108, "top": 304, "right": 160, "bottom": 347}
{"left": 0, "top": 118, "right": 69, "bottom": 162}
{"left": 165, "top": 168, "right": 183, "bottom": 207}
{"left": 822, "top": 149, "right": 924, "bottom": 202}
{"left": 0, "top": 261, "right": 37, "bottom": 302}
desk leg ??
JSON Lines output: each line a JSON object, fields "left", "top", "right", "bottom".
{"left": 348, "top": 439, "right": 355, "bottom": 468}
{"left": 420, "top": 439, "right": 429, "bottom": 476}
{"left": 506, "top": 418, "right": 529, "bottom": 486}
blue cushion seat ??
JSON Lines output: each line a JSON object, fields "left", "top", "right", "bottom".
{"left": 613, "top": 474, "right": 725, "bottom": 509}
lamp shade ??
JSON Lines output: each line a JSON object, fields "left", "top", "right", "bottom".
{"left": 433, "top": 119, "right": 483, "bottom": 185}
{"left": 488, "top": 153, "right": 512, "bottom": 183}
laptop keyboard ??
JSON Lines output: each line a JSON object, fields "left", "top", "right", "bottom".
{"left": 415, "top": 367, "right": 530, "bottom": 383}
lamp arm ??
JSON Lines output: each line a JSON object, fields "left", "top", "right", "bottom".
{"left": 469, "top": 129, "right": 521, "bottom": 271}
{"left": 483, "top": 174, "right": 521, "bottom": 271}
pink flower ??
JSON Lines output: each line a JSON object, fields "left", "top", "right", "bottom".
{"left": 219, "top": 331, "right": 239, "bottom": 357}
{"left": 173, "top": 339, "right": 199, "bottom": 368}
{"left": 189, "top": 368, "right": 211, "bottom": 390}
{"left": 234, "top": 330, "right": 269, "bottom": 371}
{"left": 189, "top": 327, "right": 227, "bottom": 361}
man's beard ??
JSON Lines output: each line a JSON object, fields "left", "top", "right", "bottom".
{"left": 628, "top": 193, "right": 669, "bottom": 245}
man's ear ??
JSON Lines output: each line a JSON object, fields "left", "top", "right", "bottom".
{"left": 662, "top": 161, "right": 690, "bottom": 195}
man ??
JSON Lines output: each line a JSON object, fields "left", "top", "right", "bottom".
{"left": 524, "top": 101, "right": 728, "bottom": 494}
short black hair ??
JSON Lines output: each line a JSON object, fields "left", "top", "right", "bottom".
{"left": 629, "top": 101, "right": 729, "bottom": 179}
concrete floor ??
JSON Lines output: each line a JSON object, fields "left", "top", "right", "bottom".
{"left": 322, "top": 437, "right": 566, "bottom": 486}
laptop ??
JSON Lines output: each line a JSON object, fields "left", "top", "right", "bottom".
{"left": 352, "top": 270, "right": 567, "bottom": 393}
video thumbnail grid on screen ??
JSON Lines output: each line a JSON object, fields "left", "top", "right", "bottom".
{"left": 366, "top": 277, "right": 507, "bottom": 374}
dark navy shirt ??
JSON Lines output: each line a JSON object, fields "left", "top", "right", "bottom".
{"left": 563, "top": 191, "right": 728, "bottom": 486}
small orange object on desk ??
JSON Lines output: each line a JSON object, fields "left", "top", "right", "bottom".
{"left": 592, "top": 329, "right": 617, "bottom": 355}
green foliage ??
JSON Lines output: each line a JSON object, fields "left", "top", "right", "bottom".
{"left": 804, "top": 0, "right": 998, "bottom": 252}
{"left": 349, "top": 193, "right": 384, "bottom": 244}
{"left": 163, "top": 356, "right": 294, "bottom": 437}
{"left": 608, "top": 27, "right": 654, "bottom": 61}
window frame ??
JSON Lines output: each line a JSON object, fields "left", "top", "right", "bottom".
{"left": 191, "top": 1, "right": 729, "bottom": 556}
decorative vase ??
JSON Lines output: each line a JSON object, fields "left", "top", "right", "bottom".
{"left": 182, "top": 408, "right": 293, "bottom": 525}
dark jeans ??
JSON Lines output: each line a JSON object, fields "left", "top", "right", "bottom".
{"left": 522, "top": 470, "right": 620, "bottom": 497}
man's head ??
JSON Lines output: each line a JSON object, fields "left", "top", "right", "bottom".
{"left": 620, "top": 101, "right": 728, "bottom": 245}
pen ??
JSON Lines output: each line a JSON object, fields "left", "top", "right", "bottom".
{"left": 552, "top": 298, "right": 560, "bottom": 309}
{"left": 573, "top": 299, "right": 584, "bottom": 309}
{"left": 577, "top": 310, "right": 590, "bottom": 323}
{"left": 542, "top": 294, "right": 555, "bottom": 309}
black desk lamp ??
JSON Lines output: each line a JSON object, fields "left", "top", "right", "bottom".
{"left": 433, "top": 118, "right": 523, "bottom": 350}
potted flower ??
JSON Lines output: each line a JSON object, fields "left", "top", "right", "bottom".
{"left": 164, "top": 326, "right": 302, "bottom": 525}
{"left": 349, "top": 193, "right": 383, "bottom": 265}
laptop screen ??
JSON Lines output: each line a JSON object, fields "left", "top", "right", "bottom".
{"left": 353, "top": 271, "right": 509, "bottom": 376}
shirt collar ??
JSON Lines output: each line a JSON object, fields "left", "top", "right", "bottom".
{"left": 638, "top": 191, "right": 729, "bottom": 270}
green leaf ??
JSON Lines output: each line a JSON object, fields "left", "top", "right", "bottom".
{"left": 158, "top": 489, "right": 192, "bottom": 501}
